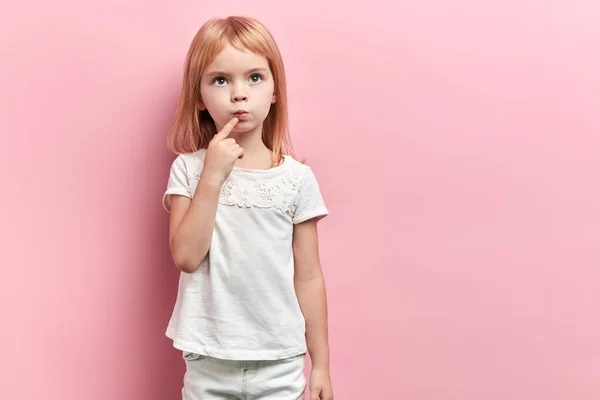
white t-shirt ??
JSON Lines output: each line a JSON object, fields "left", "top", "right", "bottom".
{"left": 162, "top": 149, "right": 329, "bottom": 360}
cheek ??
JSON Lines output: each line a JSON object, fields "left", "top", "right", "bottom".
{"left": 256, "top": 84, "right": 275, "bottom": 104}
{"left": 201, "top": 87, "right": 227, "bottom": 110}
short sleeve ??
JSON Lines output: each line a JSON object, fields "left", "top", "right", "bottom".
{"left": 162, "top": 156, "right": 192, "bottom": 213}
{"left": 292, "top": 167, "right": 329, "bottom": 224}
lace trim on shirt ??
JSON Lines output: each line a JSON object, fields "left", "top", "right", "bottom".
{"left": 183, "top": 154, "right": 305, "bottom": 215}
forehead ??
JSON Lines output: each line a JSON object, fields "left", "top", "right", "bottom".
{"left": 205, "top": 44, "right": 270, "bottom": 73}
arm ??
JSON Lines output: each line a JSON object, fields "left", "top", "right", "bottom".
{"left": 168, "top": 117, "right": 242, "bottom": 274}
{"left": 293, "top": 218, "right": 334, "bottom": 399}
{"left": 169, "top": 175, "right": 222, "bottom": 274}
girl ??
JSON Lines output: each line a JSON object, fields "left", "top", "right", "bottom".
{"left": 162, "top": 16, "right": 334, "bottom": 400}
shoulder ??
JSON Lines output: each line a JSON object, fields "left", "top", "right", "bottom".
{"left": 179, "top": 149, "right": 206, "bottom": 167}
{"left": 284, "top": 156, "right": 321, "bottom": 185}
{"left": 171, "top": 150, "right": 206, "bottom": 178}
{"left": 284, "top": 156, "right": 329, "bottom": 223}
{"left": 284, "top": 156, "right": 314, "bottom": 177}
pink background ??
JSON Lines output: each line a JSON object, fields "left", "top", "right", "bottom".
{"left": 1, "top": 1, "right": 599, "bottom": 399}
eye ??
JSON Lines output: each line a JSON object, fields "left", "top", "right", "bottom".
{"left": 249, "top": 74, "right": 263, "bottom": 84}
{"left": 213, "top": 76, "right": 228, "bottom": 86}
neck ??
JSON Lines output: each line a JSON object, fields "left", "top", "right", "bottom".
{"left": 230, "top": 125, "right": 265, "bottom": 152}
{"left": 229, "top": 124, "right": 274, "bottom": 168}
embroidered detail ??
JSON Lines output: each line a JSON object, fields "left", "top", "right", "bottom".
{"left": 182, "top": 153, "right": 305, "bottom": 215}
{"left": 183, "top": 154, "right": 203, "bottom": 182}
{"left": 219, "top": 170, "right": 303, "bottom": 214}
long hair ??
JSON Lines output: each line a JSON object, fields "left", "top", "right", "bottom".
{"left": 167, "top": 16, "right": 295, "bottom": 166}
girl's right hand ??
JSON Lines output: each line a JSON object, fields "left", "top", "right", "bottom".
{"left": 201, "top": 117, "right": 244, "bottom": 186}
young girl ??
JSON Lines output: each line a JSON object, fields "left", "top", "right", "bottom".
{"left": 162, "top": 16, "right": 334, "bottom": 400}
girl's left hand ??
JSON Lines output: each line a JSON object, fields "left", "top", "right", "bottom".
{"left": 309, "top": 368, "right": 334, "bottom": 400}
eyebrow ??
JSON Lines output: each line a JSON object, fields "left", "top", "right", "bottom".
{"left": 205, "top": 67, "right": 269, "bottom": 77}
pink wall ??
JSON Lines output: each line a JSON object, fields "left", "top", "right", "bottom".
{"left": 1, "top": 1, "right": 599, "bottom": 399}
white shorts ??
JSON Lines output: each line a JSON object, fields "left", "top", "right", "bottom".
{"left": 181, "top": 352, "right": 307, "bottom": 400}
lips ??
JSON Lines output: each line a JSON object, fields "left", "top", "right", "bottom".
{"left": 234, "top": 110, "right": 249, "bottom": 120}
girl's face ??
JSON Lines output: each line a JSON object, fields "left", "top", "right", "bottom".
{"left": 200, "top": 44, "right": 276, "bottom": 134}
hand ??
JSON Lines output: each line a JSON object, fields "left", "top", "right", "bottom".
{"left": 202, "top": 117, "right": 243, "bottom": 185}
{"left": 309, "top": 368, "right": 334, "bottom": 400}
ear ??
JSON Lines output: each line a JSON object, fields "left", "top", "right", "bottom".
{"left": 272, "top": 93, "right": 277, "bottom": 104}
{"left": 197, "top": 99, "right": 206, "bottom": 111}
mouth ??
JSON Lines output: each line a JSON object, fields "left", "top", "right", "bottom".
{"left": 233, "top": 110, "right": 249, "bottom": 120}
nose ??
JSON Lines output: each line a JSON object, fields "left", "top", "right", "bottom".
{"left": 231, "top": 83, "right": 248, "bottom": 103}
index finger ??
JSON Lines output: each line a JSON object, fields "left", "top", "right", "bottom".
{"left": 214, "top": 117, "right": 239, "bottom": 140}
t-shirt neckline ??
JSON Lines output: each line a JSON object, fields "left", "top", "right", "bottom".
{"left": 230, "top": 154, "right": 290, "bottom": 175}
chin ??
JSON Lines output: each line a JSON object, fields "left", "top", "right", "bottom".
{"left": 234, "top": 121, "right": 261, "bottom": 133}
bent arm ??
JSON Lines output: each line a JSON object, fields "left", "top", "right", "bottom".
{"left": 169, "top": 175, "right": 222, "bottom": 273}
